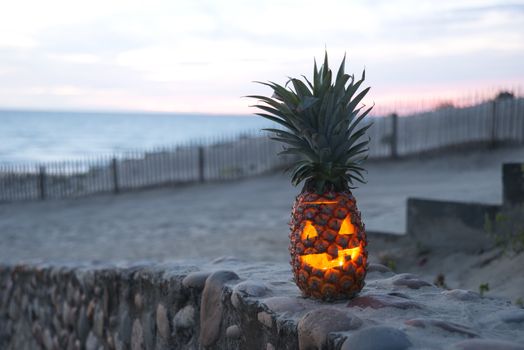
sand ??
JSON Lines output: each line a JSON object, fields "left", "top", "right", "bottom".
{"left": 0, "top": 145, "right": 523, "bottom": 302}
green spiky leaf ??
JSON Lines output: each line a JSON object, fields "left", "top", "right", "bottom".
{"left": 249, "top": 51, "right": 373, "bottom": 193}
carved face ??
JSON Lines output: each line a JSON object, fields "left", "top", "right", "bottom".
{"left": 290, "top": 193, "right": 367, "bottom": 300}
{"left": 299, "top": 213, "right": 362, "bottom": 270}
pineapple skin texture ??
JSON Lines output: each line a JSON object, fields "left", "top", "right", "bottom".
{"left": 289, "top": 190, "right": 368, "bottom": 300}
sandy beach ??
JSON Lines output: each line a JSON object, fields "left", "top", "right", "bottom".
{"left": 1, "top": 145, "right": 523, "bottom": 301}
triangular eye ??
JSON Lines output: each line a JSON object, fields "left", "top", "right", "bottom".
{"left": 339, "top": 215, "right": 355, "bottom": 235}
{"left": 301, "top": 220, "right": 318, "bottom": 240}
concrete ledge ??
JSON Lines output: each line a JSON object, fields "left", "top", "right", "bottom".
{"left": 503, "top": 163, "right": 524, "bottom": 207}
{"left": 2, "top": 260, "right": 524, "bottom": 349}
{"left": 407, "top": 198, "right": 500, "bottom": 253}
{"left": 367, "top": 230, "right": 408, "bottom": 252}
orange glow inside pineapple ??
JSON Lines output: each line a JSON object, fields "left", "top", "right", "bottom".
{"left": 300, "top": 220, "right": 319, "bottom": 240}
{"left": 300, "top": 246, "right": 361, "bottom": 270}
{"left": 339, "top": 215, "right": 355, "bottom": 235}
{"left": 300, "top": 215, "right": 360, "bottom": 270}
{"left": 301, "top": 200, "right": 339, "bottom": 205}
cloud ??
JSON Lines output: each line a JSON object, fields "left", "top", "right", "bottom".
{"left": 0, "top": 0, "right": 522, "bottom": 113}
{"left": 47, "top": 53, "right": 101, "bottom": 64}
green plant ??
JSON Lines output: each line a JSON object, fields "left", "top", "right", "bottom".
{"left": 485, "top": 207, "right": 524, "bottom": 254}
{"left": 379, "top": 254, "right": 397, "bottom": 272}
{"left": 416, "top": 241, "right": 431, "bottom": 257}
{"left": 515, "top": 297, "right": 524, "bottom": 308}
{"left": 434, "top": 273, "right": 448, "bottom": 289}
{"left": 479, "top": 283, "right": 490, "bottom": 297}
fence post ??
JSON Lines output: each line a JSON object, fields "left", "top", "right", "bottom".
{"left": 198, "top": 146, "right": 205, "bottom": 183}
{"left": 38, "top": 166, "right": 46, "bottom": 200}
{"left": 390, "top": 113, "right": 399, "bottom": 159}
{"left": 490, "top": 100, "right": 497, "bottom": 149}
{"left": 112, "top": 158, "right": 120, "bottom": 194}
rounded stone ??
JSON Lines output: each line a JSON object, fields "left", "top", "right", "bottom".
{"left": 182, "top": 271, "right": 212, "bottom": 290}
{"left": 143, "top": 311, "right": 156, "bottom": 350}
{"left": 231, "top": 292, "right": 242, "bottom": 309}
{"left": 173, "top": 305, "right": 195, "bottom": 330}
{"left": 391, "top": 273, "right": 433, "bottom": 289}
{"left": 199, "top": 270, "right": 240, "bottom": 347}
{"left": 66, "top": 334, "right": 79, "bottom": 350}
{"left": 85, "top": 331, "right": 100, "bottom": 350}
{"left": 58, "top": 329, "right": 69, "bottom": 348}
{"left": 257, "top": 312, "right": 273, "bottom": 328}
{"left": 134, "top": 293, "right": 143, "bottom": 311}
{"left": 499, "top": 310, "right": 524, "bottom": 323}
{"left": 66, "top": 282, "right": 76, "bottom": 304}
{"left": 52, "top": 335, "right": 60, "bottom": 350}
{"left": 52, "top": 315, "right": 61, "bottom": 335}
{"left": 74, "top": 290, "right": 82, "bottom": 305}
{"left": 226, "top": 325, "right": 241, "bottom": 339}
{"left": 211, "top": 256, "right": 243, "bottom": 264}
{"left": 106, "top": 333, "right": 115, "bottom": 350}
{"left": 64, "top": 303, "right": 77, "bottom": 327}
{"left": 32, "top": 322, "right": 43, "bottom": 345}
{"left": 114, "top": 333, "right": 125, "bottom": 350}
{"left": 405, "top": 318, "right": 478, "bottom": 338}
{"left": 442, "top": 289, "right": 480, "bottom": 301}
{"left": 341, "top": 326, "right": 412, "bottom": 350}
{"left": 262, "top": 297, "right": 306, "bottom": 314}
{"left": 8, "top": 300, "right": 20, "bottom": 320}
{"left": 43, "top": 329, "right": 54, "bottom": 350}
{"left": 348, "top": 294, "right": 422, "bottom": 310}
{"left": 118, "top": 311, "right": 132, "bottom": 344}
{"left": 298, "top": 308, "right": 362, "bottom": 350}
{"left": 233, "top": 281, "right": 270, "bottom": 297}
{"left": 156, "top": 304, "right": 170, "bottom": 339}
{"left": 86, "top": 300, "right": 96, "bottom": 320}
{"left": 448, "top": 339, "right": 524, "bottom": 350}
{"left": 109, "top": 315, "right": 118, "bottom": 328}
{"left": 77, "top": 307, "right": 89, "bottom": 343}
{"left": 367, "top": 263, "right": 393, "bottom": 273}
{"left": 21, "top": 294, "right": 29, "bottom": 312}
{"left": 93, "top": 305, "right": 105, "bottom": 338}
{"left": 102, "top": 287, "right": 110, "bottom": 315}
{"left": 131, "top": 319, "right": 144, "bottom": 350}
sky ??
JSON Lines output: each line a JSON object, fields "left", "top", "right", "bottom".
{"left": 0, "top": 0, "right": 523, "bottom": 114}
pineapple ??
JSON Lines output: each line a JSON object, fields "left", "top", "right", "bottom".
{"left": 249, "top": 52, "right": 372, "bottom": 300}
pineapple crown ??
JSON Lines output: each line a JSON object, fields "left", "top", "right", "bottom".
{"left": 248, "top": 52, "right": 373, "bottom": 193}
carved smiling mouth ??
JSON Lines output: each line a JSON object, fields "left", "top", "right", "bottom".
{"left": 300, "top": 246, "right": 362, "bottom": 270}
{"left": 300, "top": 215, "right": 361, "bottom": 270}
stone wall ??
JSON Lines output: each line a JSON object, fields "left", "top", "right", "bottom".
{"left": 2, "top": 260, "right": 524, "bottom": 350}
{"left": 0, "top": 261, "right": 299, "bottom": 350}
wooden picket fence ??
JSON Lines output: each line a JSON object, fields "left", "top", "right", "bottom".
{"left": 0, "top": 134, "right": 293, "bottom": 201}
{"left": 366, "top": 95, "right": 524, "bottom": 158}
{"left": 1, "top": 94, "right": 523, "bottom": 202}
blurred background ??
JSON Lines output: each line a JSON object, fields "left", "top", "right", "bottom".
{"left": 0, "top": 0, "right": 523, "bottom": 299}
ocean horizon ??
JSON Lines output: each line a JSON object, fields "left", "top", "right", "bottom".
{"left": 0, "top": 109, "right": 275, "bottom": 164}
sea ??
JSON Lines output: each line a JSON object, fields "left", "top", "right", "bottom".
{"left": 0, "top": 109, "right": 275, "bottom": 164}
